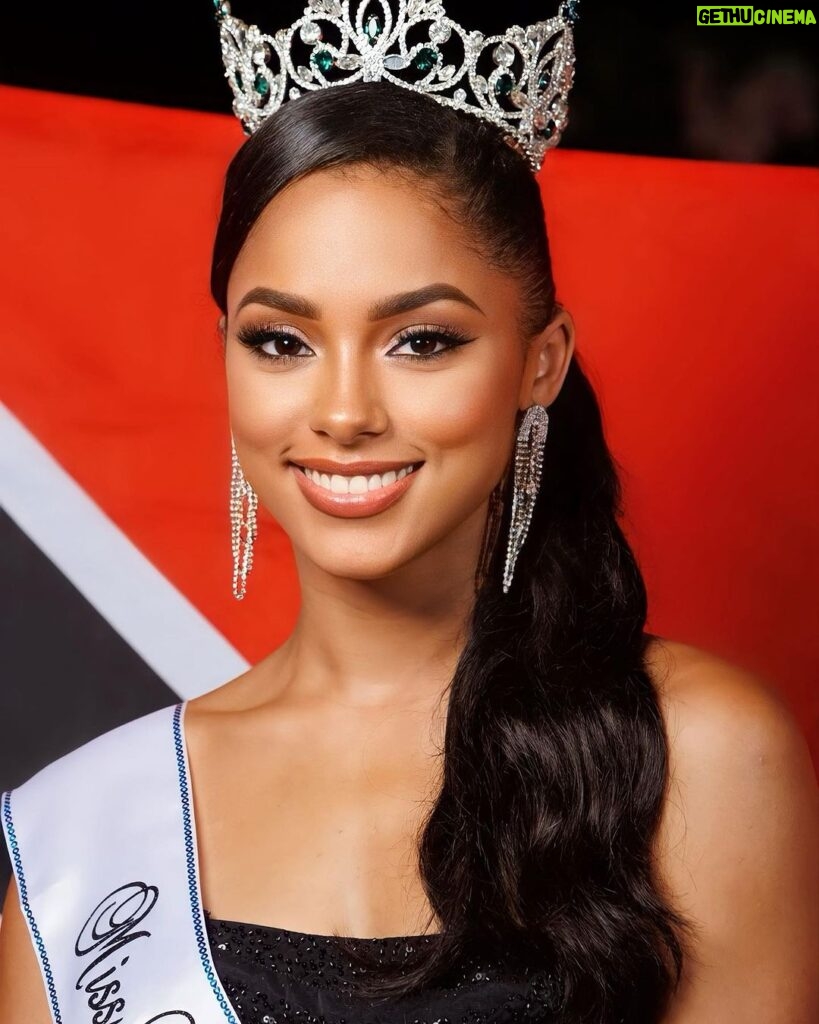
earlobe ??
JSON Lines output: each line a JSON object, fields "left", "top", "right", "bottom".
{"left": 520, "top": 307, "right": 576, "bottom": 409}
{"left": 217, "top": 315, "right": 227, "bottom": 346}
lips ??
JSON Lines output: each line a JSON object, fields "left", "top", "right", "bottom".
{"left": 290, "top": 460, "right": 423, "bottom": 519}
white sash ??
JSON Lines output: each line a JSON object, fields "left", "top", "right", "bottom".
{"left": 1, "top": 702, "right": 242, "bottom": 1024}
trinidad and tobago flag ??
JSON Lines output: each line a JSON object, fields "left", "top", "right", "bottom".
{"left": 0, "top": 81, "right": 817, "bottom": 894}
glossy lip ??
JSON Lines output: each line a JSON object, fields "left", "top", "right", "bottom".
{"left": 290, "top": 460, "right": 423, "bottom": 519}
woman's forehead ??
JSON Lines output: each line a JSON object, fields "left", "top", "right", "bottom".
{"left": 244, "top": 164, "right": 457, "bottom": 247}
{"left": 228, "top": 167, "right": 518, "bottom": 316}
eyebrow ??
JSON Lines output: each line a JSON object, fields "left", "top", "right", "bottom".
{"left": 235, "top": 282, "right": 485, "bottom": 321}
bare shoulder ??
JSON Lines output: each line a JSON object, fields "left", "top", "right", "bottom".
{"left": 644, "top": 636, "right": 819, "bottom": 1021}
{"left": 644, "top": 635, "right": 812, "bottom": 773}
{"left": 644, "top": 635, "right": 817, "bottom": 862}
{"left": 0, "top": 877, "right": 53, "bottom": 1019}
{"left": 645, "top": 637, "right": 817, "bottom": 827}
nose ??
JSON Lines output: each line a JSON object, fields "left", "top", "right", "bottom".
{"left": 308, "top": 344, "right": 389, "bottom": 445}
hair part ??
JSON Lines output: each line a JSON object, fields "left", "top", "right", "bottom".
{"left": 211, "top": 81, "right": 694, "bottom": 1023}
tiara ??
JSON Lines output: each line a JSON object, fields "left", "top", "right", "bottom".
{"left": 212, "top": 1, "right": 580, "bottom": 172}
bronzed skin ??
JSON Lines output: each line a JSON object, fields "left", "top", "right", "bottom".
{"left": 1, "top": 166, "right": 817, "bottom": 1021}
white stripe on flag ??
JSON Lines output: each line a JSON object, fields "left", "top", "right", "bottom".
{"left": 0, "top": 402, "right": 249, "bottom": 697}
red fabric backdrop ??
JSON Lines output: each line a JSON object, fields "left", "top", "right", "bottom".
{"left": 1, "top": 85, "right": 816, "bottom": 763}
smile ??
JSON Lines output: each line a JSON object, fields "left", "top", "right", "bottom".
{"left": 301, "top": 463, "right": 417, "bottom": 493}
{"left": 290, "top": 461, "right": 423, "bottom": 519}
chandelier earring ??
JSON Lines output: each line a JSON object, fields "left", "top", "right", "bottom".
{"left": 230, "top": 436, "right": 258, "bottom": 600}
{"left": 502, "top": 404, "right": 549, "bottom": 594}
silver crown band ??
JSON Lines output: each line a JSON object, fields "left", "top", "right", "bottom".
{"left": 213, "top": 0, "right": 579, "bottom": 172}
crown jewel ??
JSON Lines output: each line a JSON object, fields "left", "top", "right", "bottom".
{"left": 213, "top": 1, "right": 579, "bottom": 172}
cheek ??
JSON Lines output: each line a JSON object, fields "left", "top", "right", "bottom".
{"left": 402, "top": 351, "right": 522, "bottom": 478}
{"left": 225, "top": 348, "right": 301, "bottom": 446}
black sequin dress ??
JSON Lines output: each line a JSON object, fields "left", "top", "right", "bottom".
{"left": 204, "top": 910, "right": 562, "bottom": 1023}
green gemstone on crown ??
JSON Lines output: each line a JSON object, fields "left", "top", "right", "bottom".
{"left": 494, "top": 73, "right": 514, "bottom": 98}
{"left": 364, "top": 14, "right": 382, "bottom": 40}
{"left": 413, "top": 47, "right": 440, "bottom": 72}
{"left": 253, "top": 73, "right": 270, "bottom": 97}
{"left": 311, "top": 49, "right": 334, "bottom": 73}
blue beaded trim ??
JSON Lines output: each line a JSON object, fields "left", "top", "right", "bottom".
{"left": 172, "top": 703, "right": 239, "bottom": 1023}
{"left": 1, "top": 789, "right": 63, "bottom": 1022}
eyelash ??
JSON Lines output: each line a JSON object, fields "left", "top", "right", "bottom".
{"left": 235, "top": 322, "right": 476, "bottom": 365}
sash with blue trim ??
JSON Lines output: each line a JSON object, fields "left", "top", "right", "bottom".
{"left": 1, "top": 702, "right": 241, "bottom": 1023}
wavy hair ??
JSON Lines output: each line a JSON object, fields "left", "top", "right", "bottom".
{"left": 210, "top": 81, "right": 694, "bottom": 1023}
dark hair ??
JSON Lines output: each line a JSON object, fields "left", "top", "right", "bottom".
{"left": 211, "top": 82, "right": 694, "bottom": 1023}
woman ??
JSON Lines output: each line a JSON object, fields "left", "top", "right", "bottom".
{"left": 1, "top": 21, "right": 818, "bottom": 1024}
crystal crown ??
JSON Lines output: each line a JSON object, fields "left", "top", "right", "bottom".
{"left": 213, "top": 1, "right": 579, "bottom": 172}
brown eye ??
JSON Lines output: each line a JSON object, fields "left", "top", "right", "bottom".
{"left": 405, "top": 335, "right": 443, "bottom": 356}
{"left": 262, "top": 334, "right": 309, "bottom": 357}
{"left": 390, "top": 326, "right": 475, "bottom": 361}
{"left": 235, "top": 323, "right": 315, "bottom": 362}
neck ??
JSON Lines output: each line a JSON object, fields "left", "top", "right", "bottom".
{"left": 267, "top": 507, "right": 487, "bottom": 711}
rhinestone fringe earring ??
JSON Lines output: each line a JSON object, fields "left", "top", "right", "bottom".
{"left": 230, "top": 437, "right": 258, "bottom": 600}
{"left": 502, "top": 404, "right": 549, "bottom": 594}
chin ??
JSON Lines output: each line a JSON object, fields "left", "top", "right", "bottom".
{"left": 307, "top": 524, "right": 470, "bottom": 581}
{"left": 315, "top": 556, "right": 414, "bottom": 583}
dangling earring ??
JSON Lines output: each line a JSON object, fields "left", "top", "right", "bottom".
{"left": 502, "top": 404, "right": 549, "bottom": 594}
{"left": 230, "top": 436, "right": 258, "bottom": 600}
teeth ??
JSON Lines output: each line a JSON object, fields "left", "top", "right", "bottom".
{"left": 302, "top": 464, "right": 417, "bottom": 494}
{"left": 348, "top": 475, "right": 368, "bottom": 494}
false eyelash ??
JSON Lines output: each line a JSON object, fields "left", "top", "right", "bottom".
{"left": 235, "top": 322, "right": 477, "bottom": 364}
{"left": 390, "top": 323, "right": 476, "bottom": 361}
{"left": 235, "top": 324, "right": 311, "bottom": 364}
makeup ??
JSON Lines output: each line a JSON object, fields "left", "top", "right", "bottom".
{"left": 290, "top": 460, "right": 423, "bottom": 518}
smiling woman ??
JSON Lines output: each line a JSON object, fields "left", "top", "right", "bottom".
{"left": 228, "top": 271, "right": 485, "bottom": 520}
{"left": 1, "top": 20, "right": 818, "bottom": 1024}
{"left": 221, "top": 158, "right": 541, "bottom": 592}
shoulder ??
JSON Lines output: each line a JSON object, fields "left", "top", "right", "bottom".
{"left": 644, "top": 637, "right": 819, "bottom": 1017}
{"left": 645, "top": 637, "right": 818, "bottom": 888}
{"left": 644, "top": 636, "right": 817, "bottom": 859}
{"left": 644, "top": 636, "right": 812, "bottom": 778}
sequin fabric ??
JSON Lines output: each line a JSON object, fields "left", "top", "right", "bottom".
{"left": 204, "top": 910, "right": 561, "bottom": 1023}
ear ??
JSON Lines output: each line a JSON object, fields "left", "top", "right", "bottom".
{"left": 217, "top": 315, "right": 227, "bottom": 348}
{"left": 518, "top": 305, "right": 576, "bottom": 409}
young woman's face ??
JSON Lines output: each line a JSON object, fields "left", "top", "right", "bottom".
{"left": 224, "top": 164, "right": 531, "bottom": 585}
